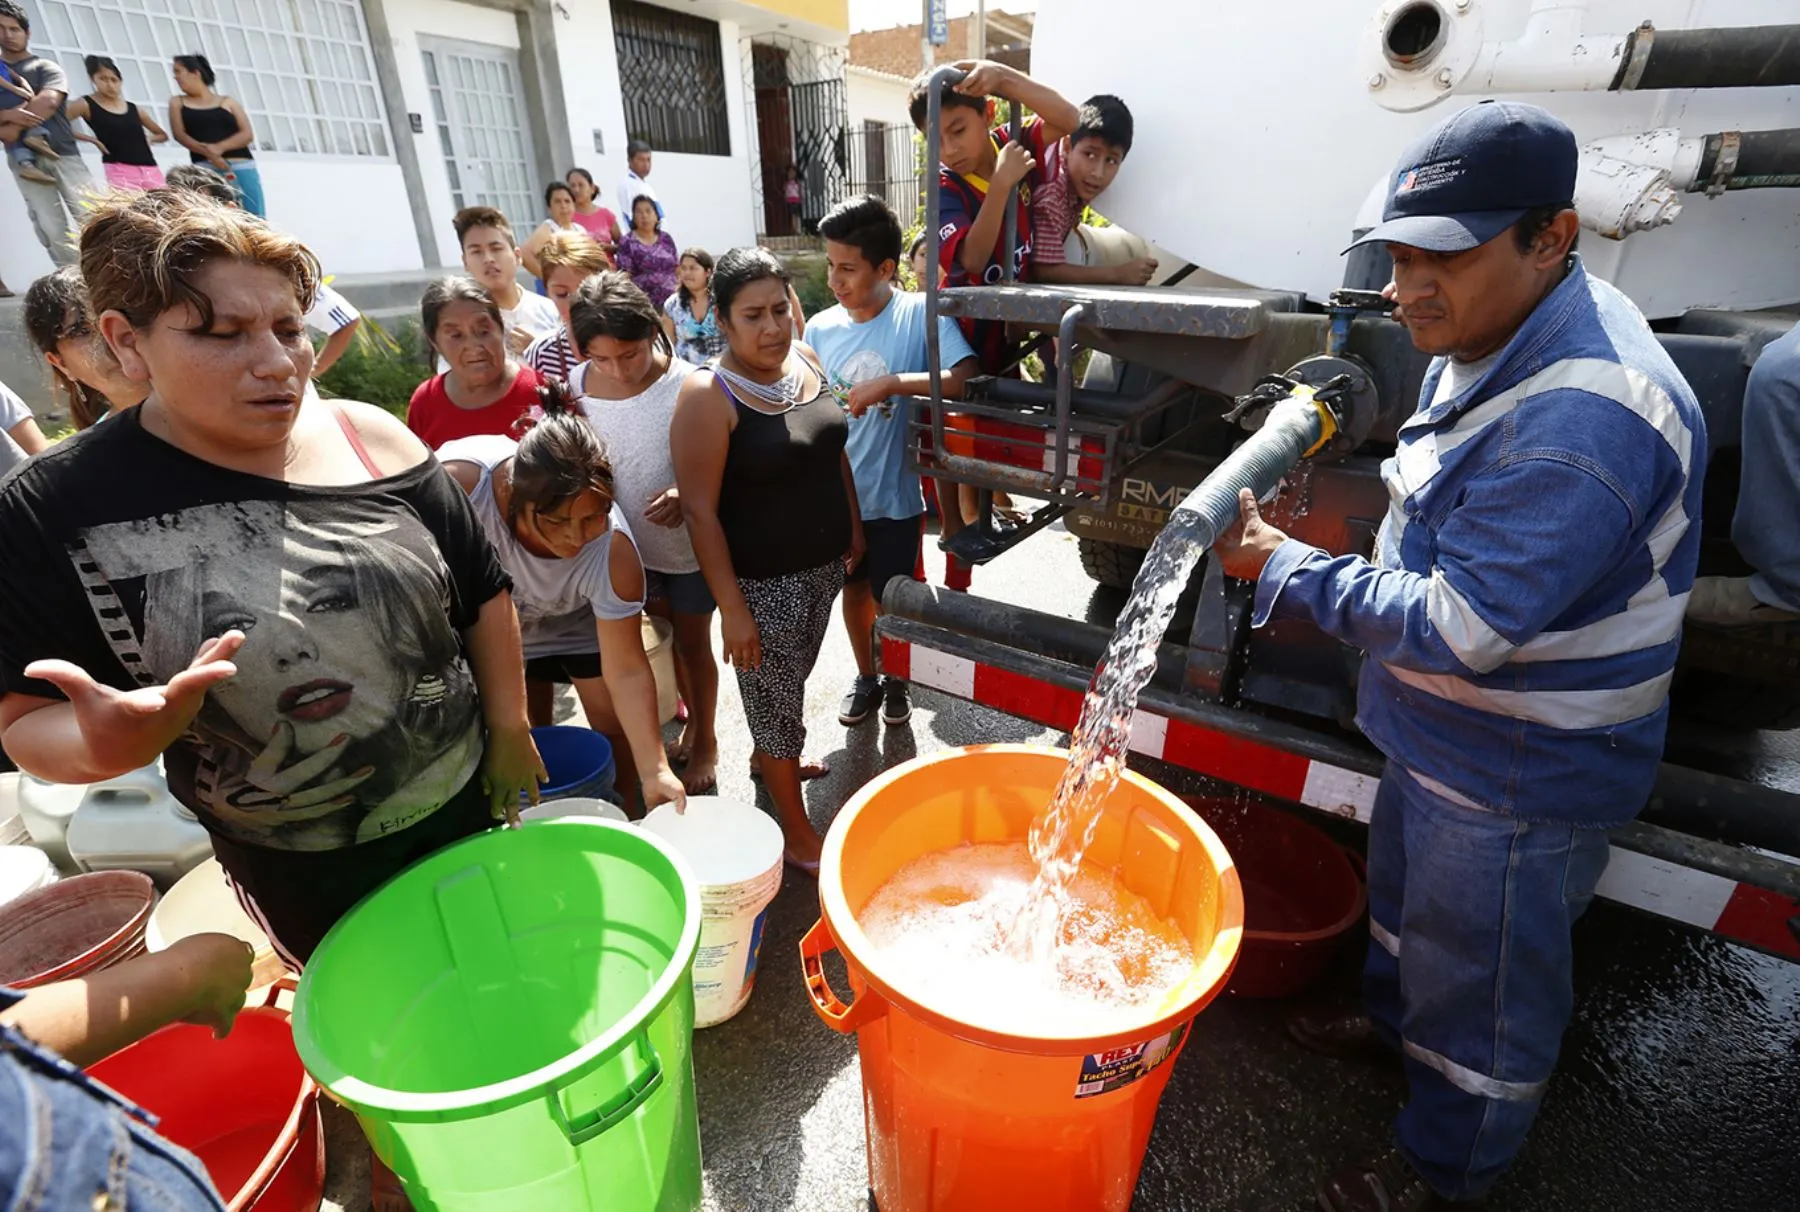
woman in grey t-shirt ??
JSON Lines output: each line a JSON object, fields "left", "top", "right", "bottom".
{"left": 439, "top": 388, "right": 684, "bottom": 816}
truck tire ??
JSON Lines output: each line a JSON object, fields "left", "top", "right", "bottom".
{"left": 1077, "top": 537, "right": 1146, "bottom": 590}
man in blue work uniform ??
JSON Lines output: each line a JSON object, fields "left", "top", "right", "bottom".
{"left": 1215, "top": 102, "right": 1705, "bottom": 1210}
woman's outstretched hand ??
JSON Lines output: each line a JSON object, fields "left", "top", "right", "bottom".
{"left": 23, "top": 632, "right": 244, "bottom": 775}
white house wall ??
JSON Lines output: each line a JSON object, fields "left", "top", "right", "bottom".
{"left": 847, "top": 67, "right": 911, "bottom": 131}
{"left": 379, "top": 0, "right": 523, "bottom": 268}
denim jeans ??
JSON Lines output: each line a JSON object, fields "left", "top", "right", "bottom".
{"left": 8, "top": 152, "right": 94, "bottom": 266}
{"left": 0, "top": 1019, "right": 228, "bottom": 1210}
{"left": 1734, "top": 323, "right": 1800, "bottom": 612}
{"left": 202, "top": 159, "right": 264, "bottom": 217}
{"left": 1363, "top": 765, "right": 1611, "bottom": 1200}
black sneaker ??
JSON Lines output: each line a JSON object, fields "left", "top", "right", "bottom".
{"left": 881, "top": 677, "right": 913, "bottom": 726}
{"left": 839, "top": 675, "right": 881, "bottom": 725}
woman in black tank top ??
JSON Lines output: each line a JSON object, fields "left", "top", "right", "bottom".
{"left": 671, "top": 249, "right": 864, "bottom": 872}
{"left": 66, "top": 56, "right": 168, "bottom": 191}
{"left": 168, "top": 54, "right": 265, "bottom": 216}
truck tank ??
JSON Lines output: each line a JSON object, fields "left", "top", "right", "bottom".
{"left": 1031, "top": 0, "right": 1800, "bottom": 319}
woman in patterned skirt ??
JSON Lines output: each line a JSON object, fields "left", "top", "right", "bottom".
{"left": 670, "top": 248, "right": 863, "bottom": 872}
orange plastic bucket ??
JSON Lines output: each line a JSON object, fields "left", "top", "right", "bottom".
{"left": 800, "top": 745, "right": 1243, "bottom": 1212}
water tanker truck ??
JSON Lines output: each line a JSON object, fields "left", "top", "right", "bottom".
{"left": 878, "top": 0, "right": 1800, "bottom": 960}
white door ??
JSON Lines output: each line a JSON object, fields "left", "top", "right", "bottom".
{"left": 419, "top": 37, "right": 539, "bottom": 238}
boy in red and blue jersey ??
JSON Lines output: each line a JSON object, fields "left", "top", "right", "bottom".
{"left": 908, "top": 59, "right": 1078, "bottom": 373}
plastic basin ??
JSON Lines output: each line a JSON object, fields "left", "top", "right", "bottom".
{"left": 800, "top": 745, "right": 1243, "bottom": 1212}
{"left": 531, "top": 726, "right": 616, "bottom": 802}
{"left": 1183, "top": 797, "right": 1367, "bottom": 999}
{"left": 87, "top": 1000, "right": 324, "bottom": 1212}
{"left": 0, "top": 869, "right": 156, "bottom": 988}
{"left": 292, "top": 819, "right": 703, "bottom": 1211}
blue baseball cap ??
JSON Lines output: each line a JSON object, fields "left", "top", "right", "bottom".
{"left": 1345, "top": 101, "right": 1578, "bottom": 254}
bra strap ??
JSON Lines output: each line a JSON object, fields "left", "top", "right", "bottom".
{"left": 330, "top": 403, "right": 384, "bottom": 478}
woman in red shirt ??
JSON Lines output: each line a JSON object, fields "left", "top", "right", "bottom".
{"left": 406, "top": 278, "right": 544, "bottom": 448}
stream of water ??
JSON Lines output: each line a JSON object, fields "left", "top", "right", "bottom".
{"left": 1005, "top": 506, "right": 1213, "bottom": 964}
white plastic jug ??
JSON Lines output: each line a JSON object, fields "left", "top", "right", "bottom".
{"left": 65, "top": 765, "right": 212, "bottom": 889}
{"left": 640, "top": 795, "right": 784, "bottom": 1027}
{"left": 17, "top": 774, "right": 87, "bottom": 871}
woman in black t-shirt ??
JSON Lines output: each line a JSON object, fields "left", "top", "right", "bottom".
{"left": 670, "top": 248, "right": 862, "bottom": 873}
{"left": 0, "top": 189, "right": 543, "bottom": 966}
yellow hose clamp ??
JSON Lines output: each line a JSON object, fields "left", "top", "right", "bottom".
{"left": 1291, "top": 382, "right": 1339, "bottom": 458}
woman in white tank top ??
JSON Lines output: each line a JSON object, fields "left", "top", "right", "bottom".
{"left": 439, "top": 386, "right": 685, "bottom": 816}
{"left": 569, "top": 272, "right": 721, "bottom": 795}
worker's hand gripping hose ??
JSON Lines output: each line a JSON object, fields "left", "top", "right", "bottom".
{"left": 1171, "top": 376, "right": 1346, "bottom": 549}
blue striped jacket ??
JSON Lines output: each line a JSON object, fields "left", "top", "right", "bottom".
{"left": 1254, "top": 260, "right": 1706, "bottom": 824}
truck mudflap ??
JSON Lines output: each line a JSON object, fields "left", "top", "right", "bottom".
{"left": 877, "top": 623, "right": 1800, "bottom": 963}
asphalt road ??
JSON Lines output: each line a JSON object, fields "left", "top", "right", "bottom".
{"left": 326, "top": 522, "right": 1800, "bottom": 1211}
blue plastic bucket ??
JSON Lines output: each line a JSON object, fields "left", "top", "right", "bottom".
{"left": 531, "top": 727, "right": 615, "bottom": 803}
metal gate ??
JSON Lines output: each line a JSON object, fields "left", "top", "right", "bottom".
{"left": 418, "top": 37, "right": 540, "bottom": 238}
{"left": 847, "top": 121, "right": 921, "bottom": 229}
{"left": 747, "top": 38, "right": 847, "bottom": 239}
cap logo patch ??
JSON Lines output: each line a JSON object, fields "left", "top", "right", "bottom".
{"left": 1397, "top": 158, "right": 1464, "bottom": 194}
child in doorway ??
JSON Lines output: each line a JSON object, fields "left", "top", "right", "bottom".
{"left": 783, "top": 163, "right": 803, "bottom": 233}
{"left": 810, "top": 195, "right": 979, "bottom": 728}
{"left": 1032, "top": 95, "right": 1157, "bottom": 287}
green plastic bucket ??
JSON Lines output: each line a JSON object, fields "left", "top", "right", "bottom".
{"left": 291, "top": 819, "right": 703, "bottom": 1211}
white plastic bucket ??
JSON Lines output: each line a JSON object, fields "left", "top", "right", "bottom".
{"left": 640, "top": 796, "right": 783, "bottom": 1028}
{"left": 519, "top": 796, "right": 630, "bottom": 824}
{"left": 146, "top": 857, "right": 289, "bottom": 989}
{"left": 0, "top": 845, "right": 59, "bottom": 909}
{"left": 642, "top": 614, "right": 679, "bottom": 724}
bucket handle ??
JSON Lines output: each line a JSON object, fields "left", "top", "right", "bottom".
{"left": 548, "top": 1031, "right": 664, "bottom": 1146}
{"left": 800, "top": 919, "right": 886, "bottom": 1034}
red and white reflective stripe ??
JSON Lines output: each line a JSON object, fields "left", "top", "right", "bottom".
{"left": 883, "top": 636, "right": 1800, "bottom": 960}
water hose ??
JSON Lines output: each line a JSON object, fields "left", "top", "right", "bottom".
{"left": 1168, "top": 381, "right": 1339, "bottom": 548}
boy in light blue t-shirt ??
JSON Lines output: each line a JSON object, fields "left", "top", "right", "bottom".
{"left": 809, "top": 195, "right": 978, "bottom": 729}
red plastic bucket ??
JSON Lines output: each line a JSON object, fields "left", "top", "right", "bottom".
{"left": 1183, "top": 797, "right": 1366, "bottom": 999}
{"left": 87, "top": 991, "right": 324, "bottom": 1212}
{"left": 0, "top": 869, "right": 155, "bottom": 988}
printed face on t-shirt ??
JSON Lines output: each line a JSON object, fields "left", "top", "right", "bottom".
{"left": 74, "top": 498, "right": 482, "bottom": 848}
{"left": 461, "top": 225, "right": 521, "bottom": 294}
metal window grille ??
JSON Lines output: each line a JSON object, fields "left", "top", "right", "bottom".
{"left": 742, "top": 35, "right": 847, "bottom": 240}
{"left": 420, "top": 41, "right": 540, "bottom": 239}
{"left": 29, "top": 0, "right": 389, "bottom": 158}
{"left": 612, "top": 0, "right": 730, "bottom": 157}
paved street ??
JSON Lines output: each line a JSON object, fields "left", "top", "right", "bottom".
{"left": 326, "top": 522, "right": 1800, "bottom": 1211}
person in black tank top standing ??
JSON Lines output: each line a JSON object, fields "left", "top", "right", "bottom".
{"left": 66, "top": 55, "right": 166, "bottom": 192}
{"left": 168, "top": 54, "right": 262, "bottom": 216}
{"left": 671, "top": 248, "right": 864, "bottom": 873}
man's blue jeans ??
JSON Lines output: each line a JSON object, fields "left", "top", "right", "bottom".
{"left": 1363, "top": 765, "right": 1611, "bottom": 1200}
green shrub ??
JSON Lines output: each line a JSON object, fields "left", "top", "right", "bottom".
{"left": 314, "top": 317, "right": 431, "bottom": 418}
{"left": 791, "top": 255, "right": 834, "bottom": 320}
